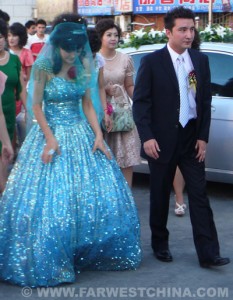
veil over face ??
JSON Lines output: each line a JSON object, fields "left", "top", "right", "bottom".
{"left": 26, "top": 22, "right": 101, "bottom": 131}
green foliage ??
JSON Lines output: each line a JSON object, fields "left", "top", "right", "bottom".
{"left": 119, "top": 25, "right": 233, "bottom": 49}
{"left": 120, "top": 28, "right": 167, "bottom": 49}
{"left": 199, "top": 24, "right": 233, "bottom": 42}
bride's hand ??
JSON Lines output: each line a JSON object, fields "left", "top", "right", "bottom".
{"left": 42, "top": 137, "right": 61, "bottom": 164}
{"left": 92, "top": 135, "right": 111, "bottom": 159}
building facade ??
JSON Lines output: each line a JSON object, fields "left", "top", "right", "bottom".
{"left": 0, "top": 0, "right": 36, "bottom": 24}
{"left": 36, "top": 0, "right": 76, "bottom": 24}
{"left": 1, "top": 0, "right": 231, "bottom": 30}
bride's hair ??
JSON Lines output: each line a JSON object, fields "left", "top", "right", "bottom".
{"left": 50, "top": 22, "right": 87, "bottom": 74}
{"left": 52, "top": 12, "right": 87, "bottom": 31}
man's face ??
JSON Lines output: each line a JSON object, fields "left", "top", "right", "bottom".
{"left": 28, "top": 25, "right": 36, "bottom": 35}
{"left": 36, "top": 24, "right": 46, "bottom": 36}
{"left": 166, "top": 18, "right": 195, "bottom": 54}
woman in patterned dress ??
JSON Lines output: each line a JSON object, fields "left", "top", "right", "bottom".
{"left": 96, "top": 19, "right": 141, "bottom": 187}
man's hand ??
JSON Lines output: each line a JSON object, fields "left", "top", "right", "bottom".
{"left": 143, "top": 139, "right": 160, "bottom": 159}
{"left": 195, "top": 140, "right": 207, "bottom": 162}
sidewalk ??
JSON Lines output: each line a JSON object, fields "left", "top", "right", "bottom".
{"left": 0, "top": 175, "right": 232, "bottom": 300}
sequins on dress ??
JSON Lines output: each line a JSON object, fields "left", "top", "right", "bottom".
{"left": 0, "top": 63, "right": 142, "bottom": 287}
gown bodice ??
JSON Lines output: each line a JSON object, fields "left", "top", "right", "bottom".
{"left": 43, "top": 77, "right": 85, "bottom": 126}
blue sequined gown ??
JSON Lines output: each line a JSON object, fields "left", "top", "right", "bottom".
{"left": 0, "top": 76, "right": 142, "bottom": 287}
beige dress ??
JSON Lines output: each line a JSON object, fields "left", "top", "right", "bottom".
{"left": 102, "top": 51, "right": 141, "bottom": 168}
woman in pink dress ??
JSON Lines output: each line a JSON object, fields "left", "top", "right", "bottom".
{"left": 8, "top": 22, "right": 33, "bottom": 146}
{"left": 96, "top": 19, "right": 141, "bottom": 187}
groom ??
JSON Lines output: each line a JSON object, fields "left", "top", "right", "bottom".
{"left": 133, "top": 6, "right": 230, "bottom": 268}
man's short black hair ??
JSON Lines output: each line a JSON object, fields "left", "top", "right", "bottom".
{"left": 0, "top": 9, "right": 10, "bottom": 23}
{"left": 25, "top": 20, "right": 36, "bottom": 29}
{"left": 36, "top": 19, "right": 47, "bottom": 27}
{"left": 164, "top": 6, "right": 195, "bottom": 31}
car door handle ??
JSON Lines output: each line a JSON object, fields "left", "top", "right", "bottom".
{"left": 211, "top": 105, "right": 216, "bottom": 112}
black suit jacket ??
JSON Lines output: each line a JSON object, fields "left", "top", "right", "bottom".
{"left": 133, "top": 45, "right": 212, "bottom": 163}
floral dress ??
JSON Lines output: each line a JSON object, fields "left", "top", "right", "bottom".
{"left": 102, "top": 51, "right": 141, "bottom": 168}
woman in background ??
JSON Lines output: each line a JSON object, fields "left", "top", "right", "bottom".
{"left": 87, "top": 27, "right": 112, "bottom": 130}
{"left": 8, "top": 22, "right": 34, "bottom": 147}
{"left": 96, "top": 19, "right": 141, "bottom": 187}
{"left": 0, "top": 71, "right": 14, "bottom": 193}
{"left": 0, "top": 19, "right": 22, "bottom": 192}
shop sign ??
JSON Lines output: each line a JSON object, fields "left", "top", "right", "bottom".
{"left": 133, "top": 0, "right": 232, "bottom": 13}
{"left": 77, "top": 0, "right": 133, "bottom": 15}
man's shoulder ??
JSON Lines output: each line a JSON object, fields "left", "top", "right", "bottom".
{"left": 189, "top": 48, "right": 208, "bottom": 59}
{"left": 29, "top": 34, "right": 48, "bottom": 44}
{"left": 142, "top": 46, "right": 166, "bottom": 61}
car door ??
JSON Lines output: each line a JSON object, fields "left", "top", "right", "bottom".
{"left": 126, "top": 45, "right": 233, "bottom": 183}
{"left": 203, "top": 50, "right": 233, "bottom": 183}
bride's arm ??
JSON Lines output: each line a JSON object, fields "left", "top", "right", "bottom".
{"left": 82, "top": 89, "right": 111, "bottom": 159}
{"left": 32, "top": 71, "right": 60, "bottom": 163}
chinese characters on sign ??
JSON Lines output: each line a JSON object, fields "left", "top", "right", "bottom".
{"left": 116, "top": 0, "right": 132, "bottom": 12}
{"left": 78, "top": 0, "right": 132, "bottom": 15}
{"left": 78, "top": 0, "right": 231, "bottom": 15}
{"left": 133, "top": 0, "right": 232, "bottom": 13}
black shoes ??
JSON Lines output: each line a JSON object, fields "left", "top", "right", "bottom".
{"left": 154, "top": 250, "right": 173, "bottom": 262}
{"left": 154, "top": 249, "right": 230, "bottom": 267}
{"left": 200, "top": 256, "right": 230, "bottom": 268}
{"left": 154, "top": 251, "right": 230, "bottom": 267}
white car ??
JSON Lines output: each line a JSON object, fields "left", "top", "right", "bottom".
{"left": 119, "top": 43, "right": 233, "bottom": 184}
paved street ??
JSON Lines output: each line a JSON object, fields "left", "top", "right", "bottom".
{"left": 0, "top": 174, "right": 232, "bottom": 300}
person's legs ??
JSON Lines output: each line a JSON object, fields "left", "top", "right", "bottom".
{"left": 180, "top": 156, "right": 220, "bottom": 263}
{"left": 173, "top": 166, "right": 186, "bottom": 216}
{"left": 177, "top": 119, "right": 220, "bottom": 262}
{"left": 148, "top": 160, "right": 177, "bottom": 252}
{"left": 121, "top": 166, "right": 133, "bottom": 188}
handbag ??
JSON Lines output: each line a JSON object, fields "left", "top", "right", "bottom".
{"left": 102, "top": 84, "right": 135, "bottom": 132}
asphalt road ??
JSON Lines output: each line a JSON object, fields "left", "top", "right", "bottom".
{"left": 0, "top": 173, "right": 232, "bottom": 300}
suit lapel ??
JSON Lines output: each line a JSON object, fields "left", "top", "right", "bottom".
{"left": 161, "top": 46, "right": 179, "bottom": 91}
{"left": 188, "top": 49, "right": 201, "bottom": 95}
{"left": 160, "top": 47, "right": 201, "bottom": 97}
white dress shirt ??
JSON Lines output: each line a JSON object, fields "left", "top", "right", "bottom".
{"left": 167, "top": 44, "right": 197, "bottom": 120}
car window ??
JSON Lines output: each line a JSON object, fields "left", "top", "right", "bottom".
{"left": 203, "top": 51, "right": 233, "bottom": 97}
{"left": 131, "top": 53, "right": 148, "bottom": 81}
{"left": 131, "top": 50, "right": 233, "bottom": 98}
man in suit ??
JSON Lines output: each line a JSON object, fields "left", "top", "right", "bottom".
{"left": 133, "top": 6, "right": 230, "bottom": 268}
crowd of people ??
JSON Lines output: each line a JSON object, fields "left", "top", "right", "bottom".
{"left": 0, "top": 7, "right": 230, "bottom": 288}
